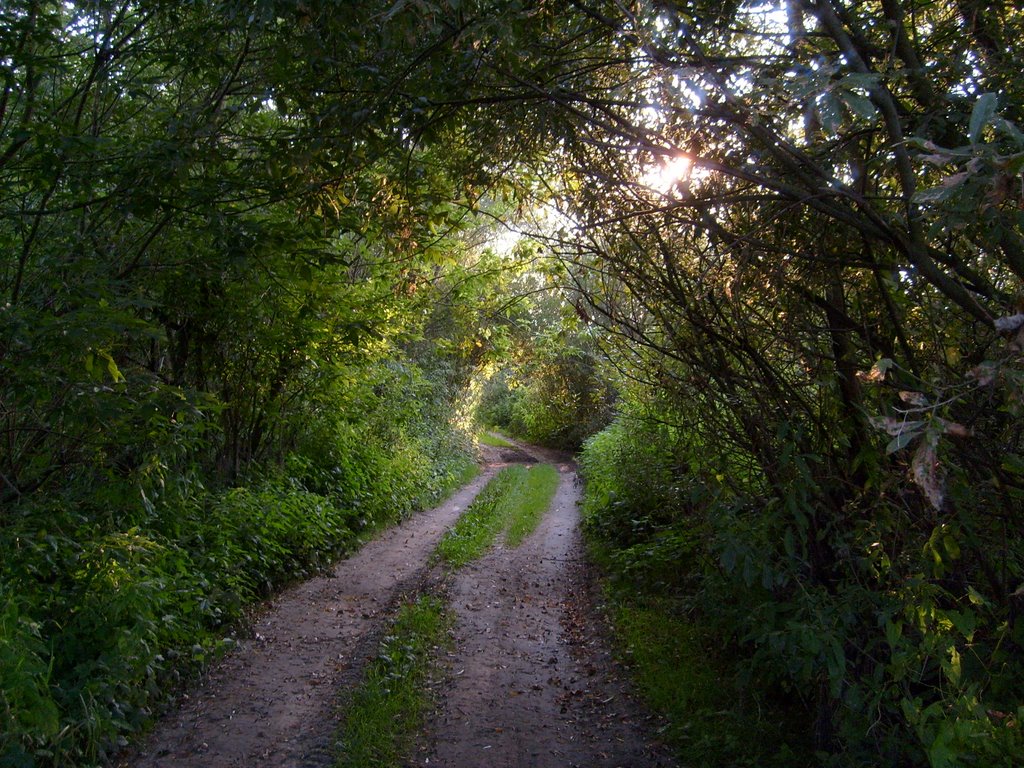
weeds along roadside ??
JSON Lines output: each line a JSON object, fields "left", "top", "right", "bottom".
{"left": 576, "top": 416, "right": 815, "bottom": 768}
{"left": 582, "top": 552, "right": 812, "bottom": 768}
{"left": 333, "top": 462, "right": 560, "bottom": 768}
{"left": 0, "top": 419, "right": 477, "bottom": 768}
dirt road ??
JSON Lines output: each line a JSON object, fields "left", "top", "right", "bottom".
{"left": 123, "top": 469, "right": 499, "bottom": 768}
{"left": 424, "top": 455, "right": 672, "bottom": 768}
{"left": 122, "top": 441, "right": 673, "bottom": 767}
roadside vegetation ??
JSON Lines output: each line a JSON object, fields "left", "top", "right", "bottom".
{"left": 605, "top": 598, "right": 808, "bottom": 767}
{"left": 0, "top": 4, "right": 489, "bottom": 763}
{"left": 579, "top": 418, "right": 815, "bottom": 765}
{"left": 0, "top": 368, "right": 476, "bottom": 766}
{"left": 468, "top": 3, "right": 1024, "bottom": 765}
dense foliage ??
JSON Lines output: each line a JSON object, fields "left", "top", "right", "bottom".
{"left": 3, "top": 1, "right": 1024, "bottom": 766}
{"left": 0, "top": 2, "right": 487, "bottom": 763}
{"left": 440, "top": 0, "right": 1024, "bottom": 764}
{"left": 519, "top": 2, "right": 1024, "bottom": 765}
{"left": 475, "top": 267, "right": 614, "bottom": 449}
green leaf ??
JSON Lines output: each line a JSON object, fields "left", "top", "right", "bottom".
{"left": 966, "top": 586, "right": 989, "bottom": 607}
{"left": 840, "top": 90, "right": 876, "bottom": 121}
{"left": 927, "top": 726, "right": 958, "bottom": 768}
{"left": 968, "top": 92, "right": 998, "bottom": 144}
{"left": 884, "top": 619, "right": 902, "bottom": 648}
{"left": 102, "top": 351, "right": 125, "bottom": 384}
{"left": 1000, "top": 452, "right": 1024, "bottom": 475}
{"left": 886, "top": 429, "right": 918, "bottom": 454}
{"left": 947, "top": 609, "right": 975, "bottom": 641}
{"left": 993, "top": 117, "right": 1024, "bottom": 144}
{"left": 816, "top": 92, "right": 843, "bottom": 134}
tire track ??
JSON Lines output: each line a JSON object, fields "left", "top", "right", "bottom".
{"left": 121, "top": 468, "right": 498, "bottom": 768}
{"left": 422, "top": 460, "right": 674, "bottom": 768}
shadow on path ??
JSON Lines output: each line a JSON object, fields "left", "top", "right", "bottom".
{"left": 422, "top": 442, "right": 674, "bottom": 768}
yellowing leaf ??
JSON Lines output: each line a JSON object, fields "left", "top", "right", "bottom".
{"left": 858, "top": 357, "right": 893, "bottom": 383}
{"left": 99, "top": 350, "right": 125, "bottom": 384}
{"left": 911, "top": 433, "right": 944, "bottom": 510}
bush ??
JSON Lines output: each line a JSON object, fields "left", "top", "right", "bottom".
{"left": 579, "top": 413, "right": 810, "bottom": 765}
{"left": 0, "top": 589, "right": 61, "bottom": 766}
{"left": 0, "top": 357, "right": 477, "bottom": 766}
{"left": 476, "top": 350, "right": 613, "bottom": 450}
{"left": 578, "top": 417, "right": 687, "bottom": 548}
{"left": 580, "top": 408, "right": 1024, "bottom": 767}
{"left": 0, "top": 505, "right": 214, "bottom": 765}
{"left": 196, "top": 484, "right": 353, "bottom": 601}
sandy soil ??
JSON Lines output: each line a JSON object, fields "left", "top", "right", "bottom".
{"left": 121, "top": 469, "right": 499, "bottom": 768}
{"left": 120, "top": 439, "right": 675, "bottom": 767}
{"left": 421, "top": 446, "right": 674, "bottom": 768}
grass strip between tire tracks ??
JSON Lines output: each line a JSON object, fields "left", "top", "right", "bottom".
{"left": 334, "top": 462, "right": 561, "bottom": 768}
{"left": 503, "top": 463, "right": 560, "bottom": 547}
{"left": 434, "top": 463, "right": 559, "bottom": 567}
{"left": 333, "top": 594, "right": 451, "bottom": 768}
{"left": 477, "top": 430, "right": 516, "bottom": 448}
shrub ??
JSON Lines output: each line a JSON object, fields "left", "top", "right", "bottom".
{"left": 580, "top": 408, "right": 1024, "bottom": 767}
{"left": 476, "top": 350, "right": 613, "bottom": 450}
{"left": 0, "top": 358, "right": 477, "bottom": 766}
{"left": 0, "top": 588, "right": 61, "bottom": 766}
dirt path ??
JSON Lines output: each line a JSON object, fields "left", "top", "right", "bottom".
{"left": 122, "top": 469, "right": 499, "bottom": 768}
{"left": 421, "top": 450, "right": 674, "bottom": 768}
{"left": 122, "top": 440, "right": 674, "bottom": 768}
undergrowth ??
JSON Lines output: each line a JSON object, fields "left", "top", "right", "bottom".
{"left": 597, "top": 581, "right": 808, "bottom": 767}
{"left": 579, "top": 407, "right": 1024, "bottom": 767}
{"left": 579, "top": 416, "right": 814, "bottom": 767}
{"left": 0, "top": 429, "right": 476, "bottom": 767}
{"left": 333, "top": 595, "right": 450, "bottom": 768}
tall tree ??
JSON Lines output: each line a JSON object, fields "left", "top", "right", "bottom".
{"left": 399, "top": 1, "right": 1024, "bottom": 762}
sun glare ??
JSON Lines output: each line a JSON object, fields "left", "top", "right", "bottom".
{"left": 490, "top": 226, "right": 522, "bottom": 255}
{"left": 639, "top": 154, "right": 694, "bottom": 194}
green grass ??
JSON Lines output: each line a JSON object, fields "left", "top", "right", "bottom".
{"left": 452, "top": 457, "right": 481, "bottom": 486}
{"left": 433, "top": 467, "right": 517, "bottom": 567}
{"left": 504, "top": 464, "right": 559, "bottom": 546}
{"left": 334, "top": 464, "right": 560, "bottom": 768}
{"left": 477, "top": 430, "right": 516, "bottom": 448}
{"left": 434, "top": 464, "right": 560, "bottom": 568}
{"left": 334, "top": 595, "right": 450, "bottom": 768}
{"left": 607, "top": 595, "right": 810, "bottom": 767}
